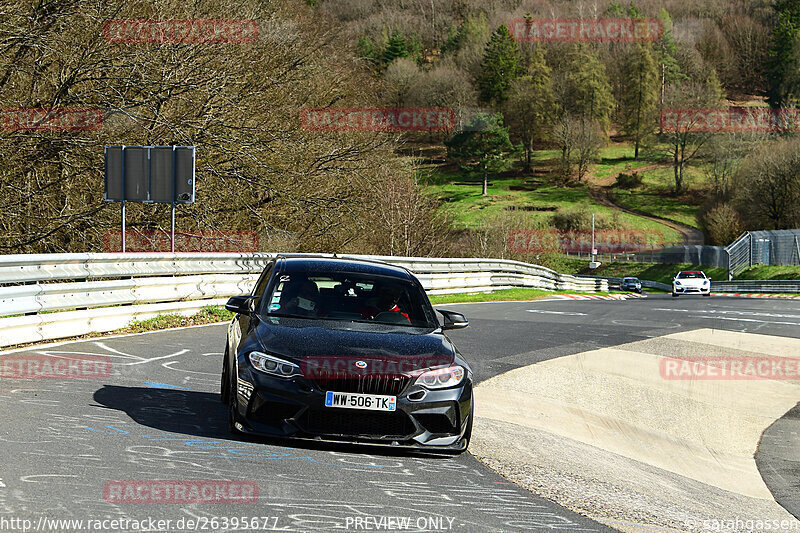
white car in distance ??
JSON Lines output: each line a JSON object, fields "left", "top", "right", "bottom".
{"left": 672, "top": 271, "right": 711, "bottom": 297}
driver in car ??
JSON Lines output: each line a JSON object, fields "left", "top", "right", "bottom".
{"left": 284, "top": 278, "right": 323, "bottom": 317}
{"left": 358, "top": 285, "right": 410, "bottom": 322}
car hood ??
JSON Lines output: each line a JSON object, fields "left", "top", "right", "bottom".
{"left": 674, "top": 278, "right": 708, "bottom": 287}
{"left": 252, "top": 318, "right": 457, "bottom": 372}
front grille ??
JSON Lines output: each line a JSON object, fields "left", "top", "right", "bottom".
{"left": 309, "top": 370, "right": 411, "bottom": 396}
{"left": 302, "top": 409, "right": 415, "bottom": 439}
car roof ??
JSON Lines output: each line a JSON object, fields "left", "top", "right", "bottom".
{"left": 275, "top": 255, "right": 415, "bottom": 281}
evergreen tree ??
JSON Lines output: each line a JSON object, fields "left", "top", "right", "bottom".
{"left": 560, "top": 44, "right": 615, "bottom": 130}
{"left": 442, "top": 13, "right": 489, "bottom": 54}
{"left": 477, "top": 25, "right": 522, "bottom": 104}
{"left": 654, "top": 9, "right": 685, "bottom": 131}
{"left": 381, "top": 30, "right": 422, "bottom": 67}
{"left": 357, "top": 35, "right": 377, "bottom": 65}
{"left": 445, "top": 113, "right": 521, "bottom": 196}
{"left": 620, "top": 43, "right": 659, "bottom": 159}
{"left": 504, "top": 47, "right": 556, "bottom": 170}
{"left": 767, "top": 0, "right": 800, "bottom": 107}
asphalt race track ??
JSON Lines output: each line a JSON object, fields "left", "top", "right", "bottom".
{"left": 1, "top": 293, "right": 799, "bottom": 532}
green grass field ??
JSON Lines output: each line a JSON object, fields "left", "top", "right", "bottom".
{"left": 423, "top": 165, "right": 682, "bottom": 244}
{"left": 428, "top": 287, "right": 617, "bottom": 305}
{"left": 573, "top": 262, "right": 728, "bottom": 283}
{"left": 420, "top": 141, "right": 708, "bottom": 243}
{"left": 608, "top": 166, "right": 709, "bottom": 229}
{"left": 565, "top": 261, "right": 800, "bottom": 283}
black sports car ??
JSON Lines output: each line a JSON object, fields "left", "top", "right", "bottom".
{"left": 221, "top": 255, "right": 473, "bottom": 453}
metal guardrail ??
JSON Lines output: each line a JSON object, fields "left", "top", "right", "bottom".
{"left": 580, "top": 274, "right": 800, "bottom": 294}
{"left": 711, "top": 280, "right": 800, "bottom": 294}
{"left": 579, "top": 275, "right": 672, "bottom": 292}
{"left": 0, "top": 253, "right": 606, "bottom": 347}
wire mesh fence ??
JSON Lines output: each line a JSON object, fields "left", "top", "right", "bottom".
{"left": 565, "top": 229, "right": 800, "bottom": 278}
{"left": 726, "top": 230, "right": 800, "bottom": 277}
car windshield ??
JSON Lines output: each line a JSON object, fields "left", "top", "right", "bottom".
{"left": 623, "top": 278, "right": 638, "bottom": 282}
{"left": 260, "top": 271, "right": 437, "bottom": 328}
{"left": 678, "top": 272, "right": 704, "bottom": 279}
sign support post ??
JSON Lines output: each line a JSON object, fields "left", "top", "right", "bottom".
{"left": 171, "top": 146, "right": 177, "bottom": 253}
{"left": 121, "top": 145, "right": 126, "bottom": 253}
{"left": 104, "top": 145, "right": 195, "bottom": 254}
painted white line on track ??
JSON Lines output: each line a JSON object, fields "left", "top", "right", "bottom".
{"left": 526, "top": 310, "right": 588, "bottom": 316}
{"left": 688, "top": 315, "right": 800, "bottom": 327}
{"left": 123, "top": 349, "right": 190, "bottom": 366}
{"left": 655, "top": 308, "right": 800, "bottom": 319}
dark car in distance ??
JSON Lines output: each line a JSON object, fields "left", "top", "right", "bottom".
{"left": 221, "top": 255, "right": 473, "bottom": 453}
{"left": 620, "top": 277, "right": 642, "bottom": 293}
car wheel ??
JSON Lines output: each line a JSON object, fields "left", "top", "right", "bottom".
{"left": 703, "top": 293, "right": 711, "bottom": 297}
{"left": 672, "top": 292, "right": 679, "bottom": 298}
{"left": 220, "top": 348, "right": 230, "bottom": 404}
{"left": 227, "top": 358, "right": 243, "bottom": 435}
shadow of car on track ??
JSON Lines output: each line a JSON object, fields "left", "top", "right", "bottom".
{"left": 92, "top": 385, "right": 457, "bottom": 459}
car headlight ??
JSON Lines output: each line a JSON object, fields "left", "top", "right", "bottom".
{"left": 414, "top": 366, "right": 465, "bottom": 389}
{"left": 674, "top": 281, "right": 682, "bottom": 286}
{"left": 248, "top": 351, "right": 301, "bottom": 378}
{"left": 703, "top": 280, "right": 709, "bottom": 285}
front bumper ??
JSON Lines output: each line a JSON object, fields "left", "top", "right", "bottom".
{"left": 673, "top": 285, "right": 710, "bottom": 294}
{"left": 232, "top": 364, "right": 473, "bottom": 450}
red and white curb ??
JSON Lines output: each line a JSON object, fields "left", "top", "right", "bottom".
{"left": 712, "top": 293, "right": 800, "bottom": 299}
{"left": 555, "top": 293, "right": 646, "bottom": 301}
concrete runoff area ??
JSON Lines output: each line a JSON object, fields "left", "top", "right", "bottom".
{"left": 472, "top": 328, "right": 800, "bottom": 532}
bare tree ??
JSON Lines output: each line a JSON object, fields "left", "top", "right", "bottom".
{"left": 554, "top": 114, "right": 604, "bottom": 183}
{"left": 0, "top": 0, "right": 451, "bottom": 254}
{"left": 660, "top": 81, "right": 722, "bottom": 195}
{"left": 732, "top": 138, "right": 800, "bottom": 230}
{"left": 383, "top": 58, "right": 423, "bottom": 107}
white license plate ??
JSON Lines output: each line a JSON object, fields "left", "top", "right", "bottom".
{"left": 325, "top": 391, "right": 396, "bottom": 412}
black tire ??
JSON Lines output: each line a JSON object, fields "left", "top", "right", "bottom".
{"left": 703, "top": 293, "right": 711, "bottom": 297}
{"left": 227, "top": 356, "right": 243, "bottom": 435}
{"left": 672, "top": 292, "right": 679, "bottom": 298}
{"left": 220, "top": 348, "right": 230, "bottom": 404}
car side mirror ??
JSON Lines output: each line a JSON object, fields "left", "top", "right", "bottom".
{"left": 437, "top": 309, "right": 469, "bottom": 330}
{"left": 226, "top": 295, "right": 255, "bottom": 314}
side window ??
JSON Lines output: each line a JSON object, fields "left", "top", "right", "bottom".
{"left": 252, "top": 262, "right": 275, "bottom": 300}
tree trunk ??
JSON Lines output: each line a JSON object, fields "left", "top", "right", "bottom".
{"left": 658, "top": 62, "right": 665, "bottom": 135}
{"left": 482, "top": 163, "right": 488, "bottom": 196}
{"left": 525, "top": 137, "right": 532, "bottom": 171}
{"left": 673, "top": 138, "right": 680, "bottom": 195}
